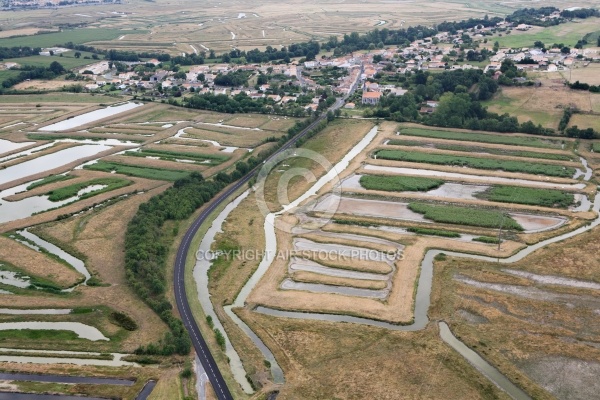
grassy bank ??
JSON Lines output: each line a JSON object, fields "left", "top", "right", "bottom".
{"left": 387, "top": 139, "right": 572, "bottom": 161}
{"left": 375, "top": 149, "right": 575, "bottom": 177}
{"left": 359, "top": 175, "right": 444, "bottom": 192}
{"left": 399, "top": 127, "right": 562, "bottom": 149}
{"left": 46, "top": 178, "right": 131, "bottom": 201}
{"left": 476, "top": 185, "right": 574, "bottom": 208}
{"left": 84, "top": 161, "right": 190, "bottom": 181}
{"left": 408, "top": 202, "right": 523, "bottom": 230}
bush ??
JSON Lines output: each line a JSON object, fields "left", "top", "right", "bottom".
{"left": 110, "top": 311, "right": 138, "bottom": 331}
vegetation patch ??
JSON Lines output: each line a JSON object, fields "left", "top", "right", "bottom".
{"left": 359, "top": 175, "right": 444, "bottom": 192}
{"left": 27, "top": 175, "right": 74, "bottom": 190}
{"left": 593, "top": 143, "right": 600, "bottom": 152}
{"left": 375, "top": 149, "right": 575, "bottom": 177}
{"left": 46, "top": 178, "right": 131, "bottom": 201}
{"left": 400, "top": 128, "right": 562, "bottom": 149}
{"left": 84, "top": 161, "right": 190, "bottom": 181}
{"left": 407, "top": 227, "right": 461, "bottom": 238}
{"left": 109, "top": 311, "right": 138, "bottom": 331}
{"left": 0, "top": 330, "right": 80, "bottom": 341}
{"left": 476, "top": 185, "right": 574, "bottom": 208}
{"left": 124, "top": 148, "right": 229, "bottom": 165}
{"left": 408, "top": 202, "right": 523, "bottom": 230}
{"left": 388, "top": 139, "right": 572, "bottom": 161}
{"left": 472, "top": 236, "right": 501, "bottom": 244}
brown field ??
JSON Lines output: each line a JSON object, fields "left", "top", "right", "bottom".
{"left": 566, "top": 63, "right": 600, "bottom": 86}
{"left": 13, "top": 80, "right": 72, "bottom": 91}
{"left": 222, "top": 114, "right": 271, "bottom": 129}
{"left": 0, "top": 236, "right": 82, "bottom": 288}
{"left": 238, "top": 310, "right": 511, "bottom": 399}
{"left": 569, "top": 113, "right": 600, "bottom": 132}
{"left": 429, "top": 222, "right": 600, "bottom": 399}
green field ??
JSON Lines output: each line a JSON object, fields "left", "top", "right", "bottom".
{"left": 593, "top": 143, "right": 600, "bottom": 152}
{"left": 124, "top": 149, "right": 229, "bottom": 166}
{"left": 494, "top": 19, "right": 600, "bottom": 49}
{"left": 0, "top": 29, "right": 136, "bottom": 48}
{"left": 27, "top": 175, "right": 74, "bottom": 190}
{"left": 359, "top": 175, "right": 443, "bottom": 192}
{"left": 0, "top": 70, "right": 20, "bottom": 86}
{"left": 46, "top": 178, "right": 131, "bottom": 201}
{"left": 84, "top": 161, "right": 190, "bottom": 181}
{"left": 399, "top": 127, "right": 562, "bottom": 149}
{"left": 477, "top": 185, "right": 574, "bottom": 208}
{"left": 375, "top": 149, "right": 575, "bottom": 177}
{"left": 387, "top": 139, "right": 573, "bottom": 161}
{"left": 4, "top": 51, "right": 97, "bottom": 69}
{"left": 408, "top": 202, "right": 523, "bottom": 230}
{"left": 407, "top": 227, "right": 461, "bottom": 238}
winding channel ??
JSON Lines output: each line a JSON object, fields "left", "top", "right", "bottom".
{"left": 201, "top": 124, "right": 599, "bottom": 398}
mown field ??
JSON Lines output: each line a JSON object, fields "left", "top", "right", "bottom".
{"left": 4, "top": 52, "right": 98, "bottom": 69}
{"left": 387, "top": 139, "right": 573, "bottom": 161}
{"left": 375, "top": 149, "right": 576, "bottom": 177}
{"left": 399, "top": 127, "right": 563, "bottom": 149}
{"left": 408, "top": 202, "right": 524, "bottom": 230}
{"left": 493, "top": 19, "right": 600, "bottom": 49}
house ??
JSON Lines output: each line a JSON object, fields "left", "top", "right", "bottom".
{"left": 362, "top": 91, "right": 382, "bottom": 105}
{"left": 344, "top": 102, "right": 356, "bottom": 109}
{"left": 516, "top": 24, "right": 531, "bottom": 31}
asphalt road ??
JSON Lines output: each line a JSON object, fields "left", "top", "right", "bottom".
{"left": 174, "top": 99, "right": 345, "bottom": 400}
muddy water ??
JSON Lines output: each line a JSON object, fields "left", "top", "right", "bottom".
{"left": 18, "top": 229, "right": 90, "bottom": 283}
{"left": 0, "top": 144, "right": 111, "bottom": 186}
{"left": 342, "top": 174, "right": 489, "bottom": 200}
{"left": 293, "top": 238, "right": 394, "bottom": 263}
{"left": 509, "top": 213, "right": 566, "bottom": 233}
{"left": 439, "top": 322, "right": 532, "bottom": 400}
{"left": 0, "top": 347, "right": 135, "bottom": 367}
{"left": 200, "top": 139, "right": 239, "bottom": 153}
{"left": 0, "top": 139, "right": 34, "bottom": 156}
{"left": 0, "top": 143, "right": 54, "bottom": 163}
{"left": 502, "top": 269, "right": 600, "bottom": 290}
{"left": 313, "top": 194, "right": 428, "bottom": 222}
{"left": 0, "top": 322, "right": 108, "bottom": 341}
{"left": 0, "top": 181, "right": 95, "bottom": 224}
{"left": 571, "top": 194, "right": 592, "bottom": 212}
{"left": 364, "top": 165, "right": 587, "bottom": 190}
{"left": 39, "top": 102, "right": 142, "bottom": 131}
{"left": 193, "top": 190, "right": 254, "bottom": 394}
{"left": 281, "top": 278, "right": 389, "bottom": 299}
{"left": 289, "top": 258, "right": 389, "bottom": 281}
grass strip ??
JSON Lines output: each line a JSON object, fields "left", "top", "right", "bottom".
{"left": 359, "top": 175, "right": 443, "bottom": 192}
{"left": 84, "top": 161, "right": 190, "bottom": 181}
{"left": 476, "top": 185, "right": 574, "bottom": 208}
{"left": 46, "top": 178, "right": 131, "bottom": 202}
{"left": 388, "top": 139, "right": 572, "bottom": 161}
{"left": 400, "top": 127, "right": 562, "bottom": 149}
{"left": 408, "top": 202, "right": 524, "bottom": 230}
{"left": 376, "top": 149, "right": 575, "bottom": 177}
{"left": 124, "top": 149, "right": 228, "bottom": 165}
{"left": 27, "top": 175, "right": 73, "bottom": 190}
{"left": 407, "top": 227, "right": 461, "bottom": 237}
{"left": 472, "top": 236, "right": 501, "bottom": 244}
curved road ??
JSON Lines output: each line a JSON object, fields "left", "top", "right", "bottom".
{"left": 174, "top": 99, "right": 345, "bottom": 400}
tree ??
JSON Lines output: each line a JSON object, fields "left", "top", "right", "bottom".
{"left": 493, "top": 41, "right": 499, "bottom": 52}
{"left": 48, "top": 61, "right": 65, "bottom": 75}
{"left": 534, "top": 40, "right": 545, "bottom": 49}
{"left": 74, "top": 51, "right": 81, "bottom": 58}
{"left": 197, "top": 73, "right": 205, "bottom": 82}
{"left": 560, "top": 46, "right": 571, "bottom": 54}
